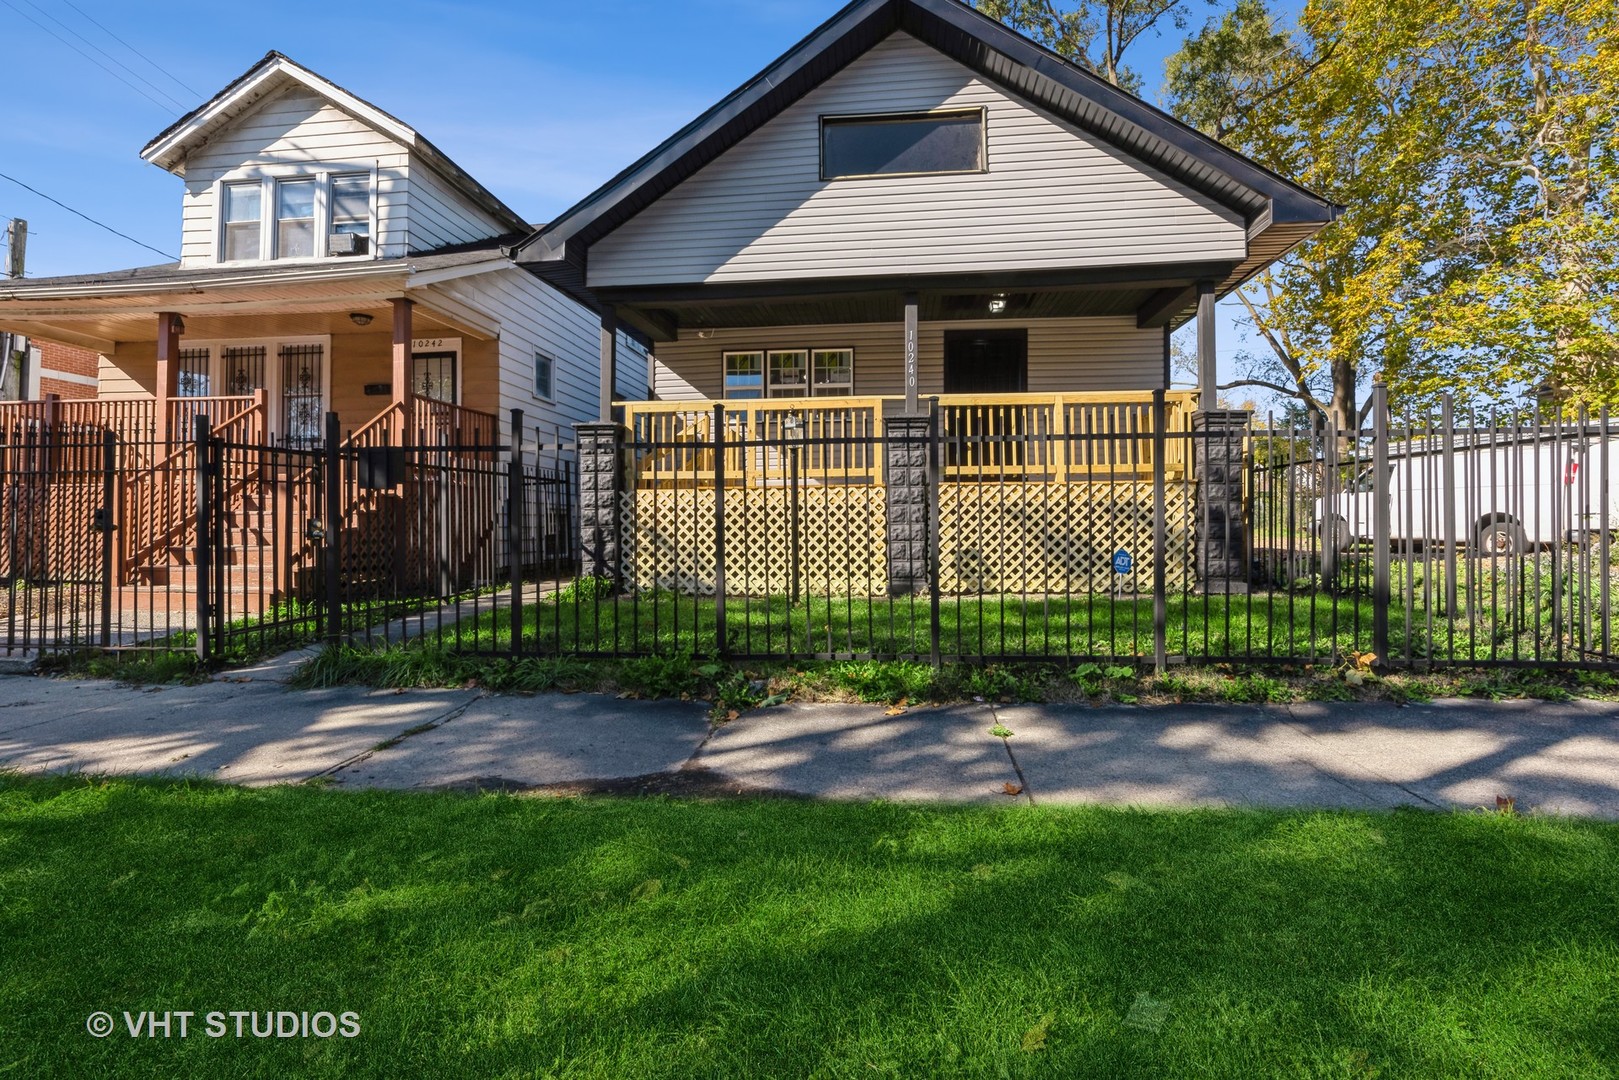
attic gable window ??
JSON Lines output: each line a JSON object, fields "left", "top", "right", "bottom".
{"left": 216, "top": 172, "right": 374, "bottom": 263}
{"left": 821, "top": 108, "right": 986, "bottom": 180}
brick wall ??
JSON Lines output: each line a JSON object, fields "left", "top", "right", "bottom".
{"left": 34, "top": 340, "right": 99, "bottom": 400}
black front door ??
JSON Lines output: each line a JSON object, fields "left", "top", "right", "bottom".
{"left": 942, "top": 329, "right": 1028, "bottom": 469}
{"left": 943, "top": 329, "right": 1028, "bottom": 393}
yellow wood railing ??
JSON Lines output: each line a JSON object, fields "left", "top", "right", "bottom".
{"left": 621, "top": 392, "right": 1196, "bottom": 487}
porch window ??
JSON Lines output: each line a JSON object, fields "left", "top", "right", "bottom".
{"left": 222, "top": 183, "right": 262, "bottom": 261}
{"left": 766, "top": 350, "right": 809, "bottom": 398}
{"left": 821, "top": 109, "right": 986, "bottom": 180}
{"left": 724, "top": 352, "right": 764, "bottom": 399}
{"left": 176, "top": 347, "right": 212, "bottom": 397}
{"left": 412, "top": 351, "right": 457, "bottom": 404}
{"left": 812, "top": 349, "right": 854, "bottom": 395}
{"left": 723, "top": 348, "right": 857, "bottom": 399}
{"left": 275, "top": 179, "right": 317, "bottom": 259}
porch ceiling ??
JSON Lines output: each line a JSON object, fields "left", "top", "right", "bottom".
{"left": 0, "top": 284, "right": 492, "bottom": 352}
{"left": 598, "top": 264, "right": 1230, "bottom": 342}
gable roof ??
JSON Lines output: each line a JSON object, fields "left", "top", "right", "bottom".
{"left": 141, "top": 51, "right": 529, "bottom": 235}
{"left": 514, "top": 0, "right": 1337, "bottom": 303}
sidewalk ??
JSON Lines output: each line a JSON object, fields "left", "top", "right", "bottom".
{"left": 2, "top": 656, "right": 1617, "bottom": 817}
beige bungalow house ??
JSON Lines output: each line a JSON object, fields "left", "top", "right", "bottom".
{"left": 515, "top": 0, "right": 1336, "bottom": 596}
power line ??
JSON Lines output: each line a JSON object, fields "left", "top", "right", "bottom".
{"left": 0, "top": 0, "right": 183, "bottom": 114}
{"left": 15, "top": 0, "right": 191, "bottom": 112}
{"left": 0, "top": 171, "right": 177, "bottom": 262}
{"left": 58, "top": 0, "right": 202, "bottom": 99}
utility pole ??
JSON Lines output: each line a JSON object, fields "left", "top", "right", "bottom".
{"left": 1, "top": 218, "right": 26, "bottom": 399}
{"left": 5, "top": 218, "right": 25, "bottom": 279}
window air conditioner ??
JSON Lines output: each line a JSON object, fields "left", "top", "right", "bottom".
{"left": 328, "top": 233, "right": 367, "bottom": 256}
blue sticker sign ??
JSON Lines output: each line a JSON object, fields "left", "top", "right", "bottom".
{"left": 1112, "top": 549, "right": 1133, "bottom": 575}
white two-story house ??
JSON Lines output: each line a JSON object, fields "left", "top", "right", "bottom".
{"left": 0, "top": 50, "right": 646, "bottom": 450}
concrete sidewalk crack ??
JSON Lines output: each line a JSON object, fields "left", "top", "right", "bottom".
{"left": 1280, "top": 703, "right": 1446, "bottom": 809}
{"left": 989, "top": 704, "right": 1034, "bottom": 805}
{"left": 313, "top": 691, "right": 487, "bottom": 782}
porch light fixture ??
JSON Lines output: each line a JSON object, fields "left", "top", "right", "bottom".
{"left": 349, "top": 312, "right": 374, "bottom": 326}
{"left": 988, "top": 294, "right": 1008, "bottom": 315}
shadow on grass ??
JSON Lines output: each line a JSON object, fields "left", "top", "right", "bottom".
{"left": 1, "top": 777, "right": 1615, "bottom": 1078}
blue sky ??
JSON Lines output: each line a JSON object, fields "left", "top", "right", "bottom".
{"left": 0, "top": 0, "right": 1280, "bottom": 397}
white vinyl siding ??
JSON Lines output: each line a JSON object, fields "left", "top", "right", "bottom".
{"left": 650, "top": 316, "right": 1164, "bottom": 400}
{"left": 176, "top": 83, "right": 509, "bottom": 265}
{"left": 589, "top": 32, "right": 1246, "bottom": 287}
{"left": 179, "top": 85, "right": 408, "bottom": 265}
{"left": 430, "top": 267, "right": 649, "bottom": 441}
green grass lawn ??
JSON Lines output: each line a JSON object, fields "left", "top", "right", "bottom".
{"left": 3, "top": 776, "right": 1616, "bottom": 1078}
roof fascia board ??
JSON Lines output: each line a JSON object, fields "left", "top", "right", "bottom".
{"left": 405, "top": 257, "right": 514, "bottom": 288}
{"left": 0, "top": 262, "right": 408, "bottom": 302}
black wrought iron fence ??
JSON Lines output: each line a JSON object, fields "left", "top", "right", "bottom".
{"left": 4, "top": 390, "right": 1618, "bottom": 672}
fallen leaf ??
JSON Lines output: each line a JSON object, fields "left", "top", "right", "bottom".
{"left": 725, "top": 709, "right": 740, "bottom": 722}
{"left": 1003, "top": 782, "right": 1024, "bottom": 796}
{"left": 884, "top": 704, "right": 907, "bottom": 716}
{"left": 1021, "top": 1011, "right": 1056, "bottom": 1053}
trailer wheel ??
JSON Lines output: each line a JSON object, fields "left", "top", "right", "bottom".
{"left": 1319, "top": 515, "right": 1354, "bottom": 553}
{"left": 1475, "top": 520, "right": 1526, "bottom": 557}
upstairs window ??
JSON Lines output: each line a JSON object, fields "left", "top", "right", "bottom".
{"left": 275, "top": 179, "right": 317, "bottom": 259}
{"left": 821, "top": 109, "right": 986, "bottom": 180}
{"left": 330, "top": 174, "right": 371, "bottom": 249}
{"left": 222, "top": 182, "right": 262, "bottom": 261}
{"left": 217, "top": 172, "right": 374, "bottom": 262}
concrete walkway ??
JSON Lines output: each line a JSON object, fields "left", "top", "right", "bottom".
{"left": 2, "top": 660, "right": 1617, "bottom": 817}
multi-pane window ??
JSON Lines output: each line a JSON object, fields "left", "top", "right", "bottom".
{"left": 821, "top": 109, "right": 986, "bottom": 180}
{"left": 724, "top": 352, "right": 765, "bottom": 399}
{"left": 723, "top": 348, "right": 854, "bottom": 399}
{"left": 222, "top": 182, "right": 262, "bottom": 261}
{"left": 219, "top": 173, "right": 372, "bottom": 262}
{"left": 812, "top": 349, "right": 854, "bottom": 394}
{"left": 766, "top": 350, "right": 809, "bottom": 397}
{"left": 533, "top": 352, "right": 554, "bottom": 401}
{"left": 412, "top": 352, "right": 457, "bottom": 403}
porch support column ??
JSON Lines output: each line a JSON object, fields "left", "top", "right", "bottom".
{"left": 576, "top": 420, "right": 624, "bottom": 586}
{"left": 902, "top": 292, "right": 919, "bottom": 415}
{"left": 391, "top": 297, "right": 414, "bottom": 411}
{"left": 599, "top": 308, "right": 618, "bottom": 423}
{"left": 1191, "top": 281, "right": 1248, "bottom": 592}
{"left": 154, "top": 311, "right": 182, "bottom": 446}
{"left": 1196, "top": 281, "right": 1217, "bottom": 406}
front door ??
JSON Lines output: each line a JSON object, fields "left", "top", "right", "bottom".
{"left": 943, "top": 329, "right": 1028, "bottom": 469}
{"left": 943, "top": 329, "right": 1028, "bottom": 393}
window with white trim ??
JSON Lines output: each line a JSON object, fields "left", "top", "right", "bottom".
{"left": 222, "top": 182, "right": 262, "bottom": 262}
{"left": 723, "top": 348, "right": 854, "bottom": 398}
{"left": 217, "top": 172, "right": 374, "bottom": 262}
{"left": 533, "top": 351, "right": 554, "bottom": 401}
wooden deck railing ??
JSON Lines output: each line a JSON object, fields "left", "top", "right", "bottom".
{"left": 123, "top": 393, "right": 267, "bottom": 577}
{"left": 168, "top": 395, "right": 261, "bottom": 449}
{"left": 621, "top": 391, "right": 1196, "bottom": 487}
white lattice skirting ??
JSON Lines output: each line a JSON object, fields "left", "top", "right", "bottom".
{"left": 622, "top": 487, "right": 889, "bottom": 596}
{"left": 620, "top": 482, "right": 1195, "bottom": 597}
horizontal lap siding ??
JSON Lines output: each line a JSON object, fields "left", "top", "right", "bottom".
{"left": 405, "top": 166, "right": 507, "bottom": 252}
{"left": 590, "top": 33, "right": 1246, "bottom": 287}
{"left": 178, "top": 86, "right": 411, "bottom": 265}
{"left": 650, "top": 316, "right": 1163, "bottom": 399}
{"left": 432, "top": 269, "right": 649, "bottom": 442}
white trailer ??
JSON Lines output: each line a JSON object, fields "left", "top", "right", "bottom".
{"left": 1317, "top": 430, "right": 1619, "bottom": 554}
